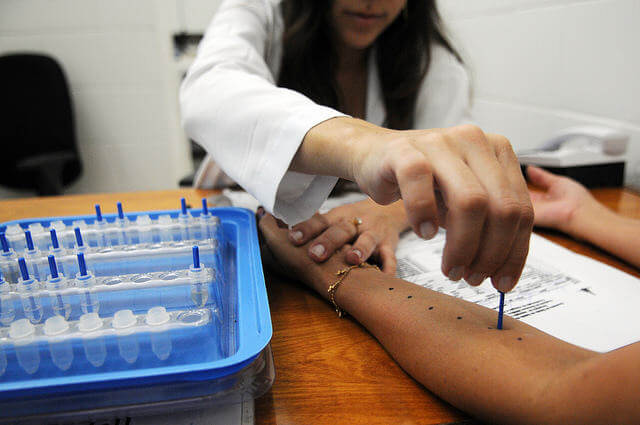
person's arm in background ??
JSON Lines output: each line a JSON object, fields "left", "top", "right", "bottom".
{"left": 259, "top": 212, "right": 640, "bottom": 425}
{"left": 528, "top": 165, "right": 640, "bottom": 268}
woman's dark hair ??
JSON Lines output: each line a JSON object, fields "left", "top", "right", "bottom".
{"left": 278, "top": 1, "right": 462, "bottom": 130}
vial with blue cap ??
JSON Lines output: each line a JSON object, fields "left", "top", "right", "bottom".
{"left": 48, "top": 229, "right": 67, "bottom": 276}
{"left": 0, "top": 269, "right": 15, "bottom": 326}
{"left": 2, "top": 224, "right": 24, "bottom": 253}
{"left": 94, "top": 204, "right": 109, "bottom": 247}
{"left": 113, "top": 201, "right": 129, "bottom": 245}
{"left": 178, "top": 198, "right": 192, "bottom": 241}
{"left": 17, "top": 258, "right": 43, "bottom": 324}
{"left": 23, "top": 230, "right": 44, "bottom": 281}
{"left": 199, "top": 198, "right": 221, "bottom": 243}
{"left": 46, "top": 255, "right": 72, "bottom": 320}
{"left": 0, "top": 233, "right": 19, "bottom": 283}
{"left": 188, "top": 246, "right": 209, "bottom": 308}
{"left": 75, "top": 253, "right": 99, "bottom": 315}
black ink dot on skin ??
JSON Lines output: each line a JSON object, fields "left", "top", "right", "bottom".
{"left": 488, "top": 327, "right": 492, "bottom": 329}
{"left": 407, "top": 295, "right": 413, "bottom": 299}
{"left": 457, "top": 316, "right": 462, "bottom": 320}
{"left": 388, "top": 287, "right": 394, "bottom": 291}
{"left": 517, "top": 337, "right": 523, "bottom": 341}
{"left": 428, "top": 306, "right": 434, "bottom": 310}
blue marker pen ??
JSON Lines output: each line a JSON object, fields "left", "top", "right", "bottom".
{"left": 497, "top": 292, "right": 505, "bottom": 330}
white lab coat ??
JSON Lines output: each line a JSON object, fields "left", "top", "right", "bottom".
{"left": 180, "top": 0, "right": 471, "bottom": 225}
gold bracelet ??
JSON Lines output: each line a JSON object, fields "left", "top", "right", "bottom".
{"left": 327, "top": 263, "right": 380, "bottom": 318}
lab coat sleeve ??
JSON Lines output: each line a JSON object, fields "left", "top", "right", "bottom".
{"left": 180, "top": 0, "right": 345, "bottom": 224}
{"left": 414, "top": 45, "right": 473, "bottom": 129}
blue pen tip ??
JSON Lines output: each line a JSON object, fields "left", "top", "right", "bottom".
{"left": 181, "top": 198, "right": 188, "bottom": 215}
{"left": 77, "top": 252, "right": 88, "bottom": 276}
{"left": 25, "top": 230, "right": 35, "bottom": 251}
{"left": 48, "top": 255, "right": 59, "bottom": 279}
{"left": 95, "top": 204, "right": 103, "bottom": 222}
{"left": 74, "top": 227, "right": 84, "bottom": 247}
{"left": 117, "top": 202, "right": 124, "bottom": 220}
{"left": 18, "top": 257, "right": 29, "bottom": 281}
{"left": 201, "top": 198, "right": 208, "bottom": 216}
{"left": 192, "top": 245, "right": 200, "bottom": 268}
{"left": 0, "top": 233, "right": 8, "bottom": 252}
{"left": 497, "top": 291, "right": 506, "bottom": 330}
{"left": 50, "top": 228, "right": 59, "bottom": 249}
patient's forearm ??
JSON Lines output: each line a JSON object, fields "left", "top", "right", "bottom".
{"left": 320, "top": 267, "right": 613, "bottom": 424}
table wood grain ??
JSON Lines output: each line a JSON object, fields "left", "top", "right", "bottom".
{"left": 0, "top": 187, "right": 638, "bottom": 425}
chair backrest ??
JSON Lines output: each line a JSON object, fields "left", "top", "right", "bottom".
{"left": 0, "top": 53, "right": 81, "bottom": 190}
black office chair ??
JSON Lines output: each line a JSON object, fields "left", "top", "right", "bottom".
{"left": 0, "top": 54, "right": 82, "bottom": 196}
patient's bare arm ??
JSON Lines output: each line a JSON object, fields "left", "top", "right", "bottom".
{"left": 259, "top": 213, "right": 640, "bottom": 425}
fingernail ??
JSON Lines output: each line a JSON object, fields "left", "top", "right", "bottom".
{"left": 290, "top": 230, "right": 303, "bottom": 242}
{"left": 466, "top": 273, "right": 485, "bottom": 286}
{"left": 352, "top": 249, "right": 362, "bottom": 260}
{"left": 448, "top": 266, "right": 464, "bottom": 281}
{"left": 497, "top": 276, "right": 514, "bottom": 292}
{"left": 420, "top": 221, "right": 437, "bottom": 239}
{"left": 310, "top": 244, "right": 325, "bottom": 258}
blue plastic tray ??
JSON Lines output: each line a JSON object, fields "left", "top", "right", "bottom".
{"left": 0, "top": 207, "right": 272, "bottom": 418}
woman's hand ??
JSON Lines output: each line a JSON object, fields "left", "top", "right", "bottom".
{"left": 527, "top": 165, "right": 599, "bottom": 233}
{"left": 294, "top": 118, "right": 534, "bottom": 292}
{"left": 287, "top": 199, "right": 409, "bottom": 274}
{"left": 259, "top": 211, "right": 349, "bottom": 295}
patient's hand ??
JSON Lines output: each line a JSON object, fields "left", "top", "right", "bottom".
{"left": 286, "top": 199, "right": 409, "bottom": 274}
{"left": 259, "top": 212, "right": 352, "bottom": 295}
{"left": 527, "top": 165, "right": 598, "bottom": 233}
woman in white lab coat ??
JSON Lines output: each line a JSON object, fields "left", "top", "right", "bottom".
{"left": 180, "top": 0, "right": 533, "bottom": 293}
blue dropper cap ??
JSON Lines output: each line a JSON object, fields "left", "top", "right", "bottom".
{"left": 95, "top": 204, "right": 103, "bottom": 222}
{"left": 77, "top": 252, "right": 88, "bottom": 276}
{"left": 201, "top": 198, "right": 209, "bottom": 216}
{"left": 192, "top": 245, "right": 200, "bottom": 269}
{"left": 48, "top": 255, "right": 59, "bottom": 280}
{"left": 25, "top": 230, "right": 35, "bottom": 251}
{"left": 18, "top": 258, "right": 30, "bottom": 281}
{"left": 50, "top": 229, "right": 60, "bottom": 249}
{"left": 0, "top": 233, "right": 9, "bottom": 253}
{"left": 180, "top": 198, "right": 188, "bottom": 216}
{"left": 74, "top": 227, "right": 84, "bottom": 247}
{"left": 117, "top": 202, "right": 125, "bottom": 220}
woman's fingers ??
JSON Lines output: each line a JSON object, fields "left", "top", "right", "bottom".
{"left": 288, "top": 213, "right": 329, "bottom": 245}
{"left": 458, "top": 132, "right": 523, "bottom": 285}
{"left": 389, "top": 145, "right": 439, "bottom": 239}
{"left": 346, "top": 231, "right": 379, "bottom": 265}
{"left": 488, "top": 134, "right": 534, "bottom": 291}
{"left": 418, "top": 136, "right": 489, "bottom": 280}
{"left": 307, "top": 217, "right": 358, "bottom": 262}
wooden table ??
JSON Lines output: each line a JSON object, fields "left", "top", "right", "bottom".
{"left": 1, "top": 188, "right": 639, "bottom": 425}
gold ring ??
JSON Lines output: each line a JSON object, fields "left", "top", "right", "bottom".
{"left": 353, "top": 217, "right": 363, "bottom": 232}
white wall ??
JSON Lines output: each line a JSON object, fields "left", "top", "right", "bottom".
{"left": 0, "top": 0, "right": 193, "bottom": 198}
{"left": 2, "top": 0, "right": 638, "bottom": 199}
{"left": 439, "top": 0, "right": 640, "bottom": 186}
